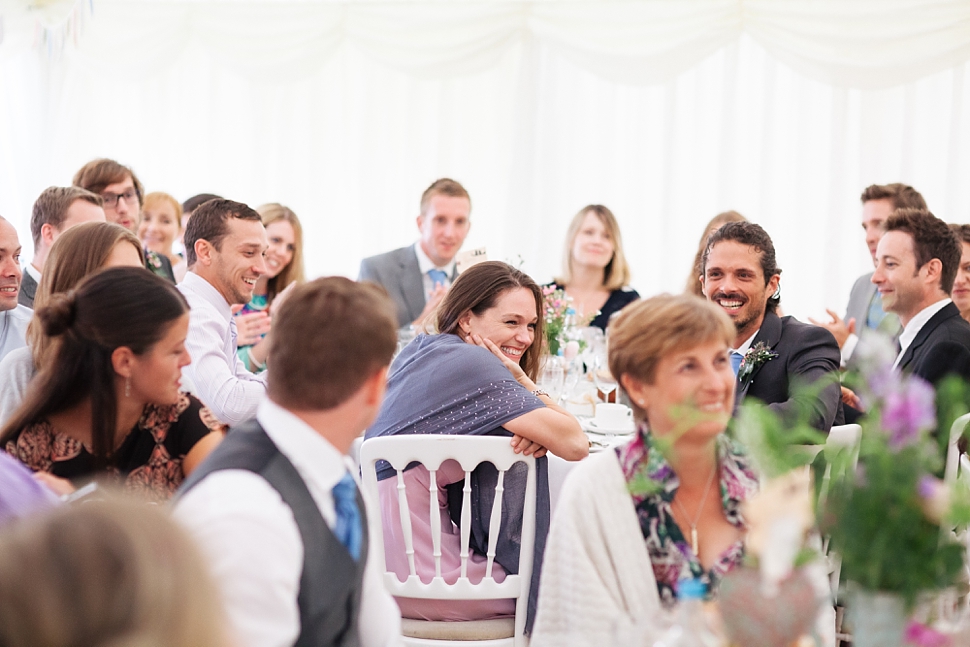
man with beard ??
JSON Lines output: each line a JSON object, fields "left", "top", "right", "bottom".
{"left": 702, "top": 221, "right": 843, "bottom": 431}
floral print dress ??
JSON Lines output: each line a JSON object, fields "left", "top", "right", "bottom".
{"left": 4, "top": 393, "right": 223, "bottom": 501}
{"left": 616, "top": 427, "right": 759, "bottom": 607}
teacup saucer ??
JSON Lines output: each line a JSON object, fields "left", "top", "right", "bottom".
{"left": 586, "top": 419, "right": 636, "bottom": 435}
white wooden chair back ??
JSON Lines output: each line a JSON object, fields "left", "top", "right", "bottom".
{"left": 944, "top": 413, "right": 970, "bottom": 486}
{"left": 359, "top": 436, "right": 536, "bottom": 647}
{"left": 817, "top": 423, "right": 862, "bottom": 603}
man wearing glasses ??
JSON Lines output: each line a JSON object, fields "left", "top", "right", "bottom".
{"left": 73, "top": 158, "right": 177, "bottom": 283}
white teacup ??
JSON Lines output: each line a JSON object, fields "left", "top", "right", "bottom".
{"left": 594, "top": 403, "right": 633, "bottom": 429}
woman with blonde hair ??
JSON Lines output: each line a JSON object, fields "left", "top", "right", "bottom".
{"left": 0, "top": 222, "right": 145, "bottom": 424}
{"left": 234, "top": 203, "right": 306, "bottom": 372}
{"left": 0, "top": 497, "right": 228, "bottom": 647}
{"left": 138, "top": 191, "right": 186, "bottom": 281}
{"left": 552, "top": 205, "right": 639, "bottom": 330}
{"left": 685, "top": 210, "right": 748, "bottom": 297}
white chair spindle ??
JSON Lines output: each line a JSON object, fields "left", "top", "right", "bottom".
{"left": 396, "top": 470, "right": 417, "bottom": 577}
{"left": 459, "top": 470, "right": 472, "bottom": 579}
{"left": 429, "top": 468, "right": 442, "bottom": 579}
{"left": 484, "top": 467, "right": 506, "bottom": 579}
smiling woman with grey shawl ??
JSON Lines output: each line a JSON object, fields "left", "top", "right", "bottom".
{"left": 364, "top": 261, "right": 587, "bottom": 631}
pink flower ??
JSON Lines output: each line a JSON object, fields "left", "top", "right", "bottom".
{"left": 905, "top": 621, "right": 951, "bottom": 647}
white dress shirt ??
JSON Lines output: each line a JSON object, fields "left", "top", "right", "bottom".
{"left": 175, "top": 399, "right": 402, "bottom": 647}
{"left": 0, "top": 304, "right": 31, "bottom": 364}
{"left": 731, "top": 330, "right": 759, "bottom": 357}
{"left": 893, "top": 298, "right": 952, "bottom": 370}
{"left": 413, "top": 242, "right": 455, "bottom": 301}
{"left": 178, "top": 272, "right": 267, "bottom": 426}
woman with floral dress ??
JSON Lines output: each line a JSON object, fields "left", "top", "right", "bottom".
{"left": 531, "top": 294, "right": 754, "bottom": 642}
{"left": 0, "top": 268, "right": 223, "bottom": 501}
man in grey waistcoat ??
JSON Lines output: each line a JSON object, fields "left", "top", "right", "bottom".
{"left": 176, "top": 277, "right": 402, "bottom": 647}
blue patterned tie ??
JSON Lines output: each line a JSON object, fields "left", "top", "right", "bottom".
{"left": 730, "top": 351, "right": 744, "bottom": 376}
{"left": 332, "top": 473, "right": 362, "bottom": 561}
{"left": 428, "top": 268, "right": 448, "bottom": 288}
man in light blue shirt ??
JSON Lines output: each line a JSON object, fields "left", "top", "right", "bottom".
{"left": 0, "top": 217, "right": 31, "bottom": 363}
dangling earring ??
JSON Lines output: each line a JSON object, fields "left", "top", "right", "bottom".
{"left": 125, "top": 376, "right": 131, "bottom": 398}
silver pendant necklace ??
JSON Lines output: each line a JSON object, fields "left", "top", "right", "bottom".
{"left": 673, "top": 464, "right": 718, "bottom": 555}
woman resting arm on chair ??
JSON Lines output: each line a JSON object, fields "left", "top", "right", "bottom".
{"left": 364, "top": 261, "right": 587, "bottom": 624}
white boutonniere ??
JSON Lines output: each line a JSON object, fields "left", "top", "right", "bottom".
{"left": 738, "top": 342, "right": 778, "bottom": 387}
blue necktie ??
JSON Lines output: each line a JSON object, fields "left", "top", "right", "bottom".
{"left": 332, "top": 473, "right": 362, "bottom": 561}
{"left": 730, "top": 351, "right": 744, "bottom": 376}
{"left": 428, "top": 268, "right": 448, "bottom": 288}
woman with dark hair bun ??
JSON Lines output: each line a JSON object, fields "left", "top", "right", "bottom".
{"left": 0, "top": 267, "right": 223, "bottom": 501}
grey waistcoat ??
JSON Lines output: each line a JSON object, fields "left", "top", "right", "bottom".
{"left": 178, "top": 420, "right": 367, "bottom": 647}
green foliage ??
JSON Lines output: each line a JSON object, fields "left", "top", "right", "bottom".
{"left": 821, "top": 442, "right": 965, "bottom": 610}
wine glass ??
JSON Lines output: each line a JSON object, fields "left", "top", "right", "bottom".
{"left": 538, "top": 356, "right": 565, "bottom": 402}
{"left": 592, "top": 353, "right": 618, "bottom": 403}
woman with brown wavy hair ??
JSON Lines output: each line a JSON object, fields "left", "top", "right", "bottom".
{"left": 364, "top": 260, "right": 587, "bottom": 626}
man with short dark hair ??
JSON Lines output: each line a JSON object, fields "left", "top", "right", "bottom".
{"left": 23, "top": 186, "right": 105, "bottom": 308}
{"left": 0, "top": 217, "right": 31, "bottom": 362}
{"left": 178, "top": 199, "right": 270, "bottom": 425}
{"left": 872, "top": 209, "right": 970, "bottom": 384}
{"left": 176, "top": 277, "right": 402, "bottom": 647}
{"left": 812, "top": 183, "right": 927, "bottom": 360}
{"left": 178, "top": 193, "right": 223, "bottom": 259}
{"left": 359, "top": 178, "right": 472, "bottom": 328}
{"left": 73, "top": 158, "right": 176, "bottom": 282}
{"left": 702, "top": 222, "right": 843, "bottom": 431}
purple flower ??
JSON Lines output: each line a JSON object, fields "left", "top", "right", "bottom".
{"left": 880, "top": 376, "right": 936, "bottom": 450}
{"left": 918, "top": 474, "right": 940, "bottom": 499}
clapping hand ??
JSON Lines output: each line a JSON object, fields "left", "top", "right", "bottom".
{"left": 234, "top": 311, "right": 271, "bottom": 347}
{"left": 808, "top": 309, "right": 855, "bottom": 348}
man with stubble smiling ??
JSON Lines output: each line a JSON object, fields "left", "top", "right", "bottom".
{"left": 701, "top": 221, "right": 843, "bottom": 432}
{"left": 178, "top": 199, "right": 276, "bottom": 426}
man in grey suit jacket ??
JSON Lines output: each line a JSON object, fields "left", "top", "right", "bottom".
{"left": 359, "top": 178, "right": 471, "bottom": 328}
{"left": 21, "top": 186, "right": 106, "bottom": 308}
{"left": 812, "top": 183, "right": 926, "bottom": 360}
{"left": 703, "top": 222, "right": 843, "bottom": 431}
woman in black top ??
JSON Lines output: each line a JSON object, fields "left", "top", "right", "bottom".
{"left": 552, "top": 205, "right": 639, "bottom": 330}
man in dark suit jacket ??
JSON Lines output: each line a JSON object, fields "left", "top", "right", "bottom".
{"left": 17, "top": 272, "right": 37, "bottom": 309}
{"left": 873, "top": 208, "right": 970, "bottom": 386}
{"left": 703, "top": 222, "right": 843, "bottom": 431}
{"left": 812, "top": 183, "right": 925, "bottom": 360}
{"left": 358, "top": 179, "right": 471, "bottom": 328}
{"left": 21, "top": 186, "right": 106, "bottom": 308}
